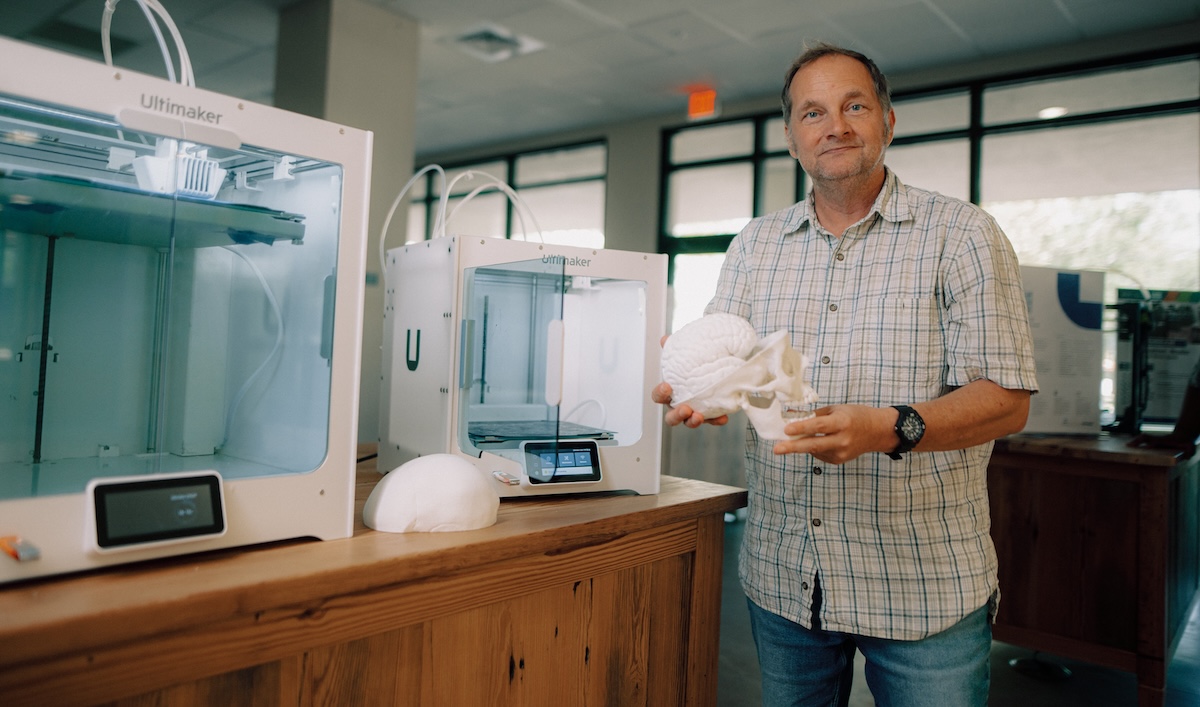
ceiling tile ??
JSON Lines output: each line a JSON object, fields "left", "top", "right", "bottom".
{"left": 695, "top": 1, "right": 814, "bottom": 40}
{"left": 198, "top": 46, "right": 276, "bottom": 104}
{"left": 928, "top": 0, "right": 1082, "bottom": 54}
{"left": 190, "top": 2, "right": 278, "bottom": 48}
{"left": 1059, "top": 0, "right": 1200, "bottom": 36}
{"left": 59, "top": 0, "right": 218, "bottom": 42}
{"left": 832, "top": 3, "right": 980, "bottom": 70}
{"left": 566, "top": 28, "right": 670, "bottom": 67}
{"left": 3, "top": 0, "right": 80, "bottom": 38}
{"left": 754, "top": 21, "right": 869, "bottom": 63}
{"left": 377, "top": 0, "right": 544, "bottom": 28}
{"left": 630, "top": 11, "right": 743, "bottom": 54}
{"left": 569, "top": 0, "right": 698, "bottom": 27}
{"left": 493, "top": 2, "right": 609, "bottom": 44}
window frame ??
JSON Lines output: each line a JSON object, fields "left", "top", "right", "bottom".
{"left": 658, "top": 115, "right": 807, "bottom": 283}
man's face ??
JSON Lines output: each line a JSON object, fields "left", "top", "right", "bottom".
{"left": 784, "top": 54, "right": 895, "bottom": 186}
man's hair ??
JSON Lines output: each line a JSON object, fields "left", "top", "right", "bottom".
{"left": 780, "top": 42, "right": 893, "bottom": 124}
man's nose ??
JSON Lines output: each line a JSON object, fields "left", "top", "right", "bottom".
{"left": 827, "top": 111, "right": 850, "bottom": 137}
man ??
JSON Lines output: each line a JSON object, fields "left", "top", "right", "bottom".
{"left": 653, "top": 43, "right": 1039, "bottom": 706}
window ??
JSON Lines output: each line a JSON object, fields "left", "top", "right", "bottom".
{"left": 660, "top": 52, "right": 1200, "bottom": 337}
{"left": 439, "top": 160, "right": 508, "bottom": 241}
{"left": 887, "top": 140, "right": 971, "bottom": 202}
{"left": 514, "top": 144, "right": 606, "bottom": 247}
{"left": 670, "top": 252, "right": 728, "bottom": 333}
{"left": 983, "top": 61, "right": 1200, "bottom": 125}
{"left": 661, "top": 117, "right": 802, "bottom": 331}
{"left": 979, "top": 60, "right": 1200, "bottom": 299}
{"left": 981, "top": 113, "right": 1199, "bottom": 300}
{"left": 514, "top": 181, "right": 605, "bottom": 247}
{"left": 892, "top": 91, "right": 969, "bottom": 138}
{"left": 404, "top": 173, "right": 427, "bottom": 244}
{"left": 407, "top": 142, "right": 607, "bottom": 247}
{"left": 667, "top": 163, "right": 754, "bottom": 238}
{"left": 670, "top": 121, "right": 754, "bottom": 162}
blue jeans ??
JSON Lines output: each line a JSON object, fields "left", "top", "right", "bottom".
{"left": 747, "top": 594, "right": 991, "bottom": 707}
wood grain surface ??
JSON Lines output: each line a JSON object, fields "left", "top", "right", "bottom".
{"left": 0, "top": 452, "right": 747, "bottom": 707}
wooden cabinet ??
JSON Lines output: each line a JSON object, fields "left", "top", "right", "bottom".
{"left": 988, "top": 435, "right": 1199, "bottom": 707}
{"left": 0, "top": 458, "right": 746, "bottom": 707}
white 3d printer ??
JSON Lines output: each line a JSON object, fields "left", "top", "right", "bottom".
{"left": 0, "top": 37, "right": 372, "bottom": 584}
{"left": 379, "top": 235, "right": 667, "bottom": 496}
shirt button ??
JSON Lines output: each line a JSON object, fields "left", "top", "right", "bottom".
{"left": 821, "top": 355, "right": 830, "bottom": 364}
{"left": 836, "top": 253, "right": 845, "bottom": 261}
{"left": 828, "top": 303, "right": 838, "bottom": 312}
{"left": 812, "top": 518, "right": 821, "bottom": 527}
{"left": 802, "top": 581, "right": 810, "bottom": 591}
{"left": 813, "top": 467, "right": 822, "bottom": 475}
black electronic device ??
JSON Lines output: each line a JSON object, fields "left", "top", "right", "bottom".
{"left": 1106, "top": 301, "right": 1153, "bottom": 434}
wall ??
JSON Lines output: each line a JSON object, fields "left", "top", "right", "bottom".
{"left": 277, "top": 0, "right": 420, "bottom": 447}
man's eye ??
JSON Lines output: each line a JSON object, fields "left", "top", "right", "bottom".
{"left": 849, "top": 104, "right": 864, "bottom": 112}
{"left": 805, "top": 111, "right": 820, "bottom": 119}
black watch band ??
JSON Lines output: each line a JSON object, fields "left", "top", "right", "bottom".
{"left": 888, "top": 405, "right": 925, "bottom": 460}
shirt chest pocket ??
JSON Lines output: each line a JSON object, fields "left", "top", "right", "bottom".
{"left": 846, "top": 298, "right": 944, "bottom": 402}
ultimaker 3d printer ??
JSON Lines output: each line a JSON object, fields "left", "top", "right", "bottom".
{"left": 0, "top": 37, "right": 372, "bottom": 583}
{"left": 379, "top": 236, "right": 667, "bottom": 496}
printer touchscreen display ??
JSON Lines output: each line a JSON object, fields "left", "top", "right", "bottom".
{"left": 522, "top": 440, "right": 602, "bottom": 484}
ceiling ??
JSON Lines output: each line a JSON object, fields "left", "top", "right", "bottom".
{"left": 3, "top": 0, "right": 1198, "bottom": 157}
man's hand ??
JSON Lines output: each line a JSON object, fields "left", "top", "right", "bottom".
{"left": 651, "top": 382, "right": 729, "bottom": 428}
{"left": 772, "top": 381, "right": 1031, "bottom": 463}
{"left": 772, "top": 405, "right": 894, "bottom": 464}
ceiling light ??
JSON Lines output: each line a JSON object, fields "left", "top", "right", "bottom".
{"left": 1038, "top": 106, "right": 1069, "bottom": 119}
{"left": 450, "top": 23, "right": 544, "bottom": 64}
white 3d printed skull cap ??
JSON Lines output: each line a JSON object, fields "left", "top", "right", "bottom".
{"left": 364, "top": 454, "right": 500, "bottom": 533}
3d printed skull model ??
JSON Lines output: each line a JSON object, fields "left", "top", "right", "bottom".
{"left": 662, "top": 313, "right": 820, "bottom": 440}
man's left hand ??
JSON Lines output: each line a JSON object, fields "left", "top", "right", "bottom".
{"left": 773, "top": 404, "right": 894, "bottom": 464}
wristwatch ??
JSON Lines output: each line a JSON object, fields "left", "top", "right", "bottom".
{"left": 888, "top": 405, "right": 925, "bottom": 460}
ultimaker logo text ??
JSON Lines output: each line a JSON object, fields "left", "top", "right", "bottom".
{"left": 542, "top": 254, "right": 592, "bottom": 268}
{"left": 140, "top": 94, "right": 223, "bottom": 125}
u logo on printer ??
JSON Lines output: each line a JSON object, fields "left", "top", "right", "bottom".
{"left": 405, "top": 329, "right": 420, "bottom": 371}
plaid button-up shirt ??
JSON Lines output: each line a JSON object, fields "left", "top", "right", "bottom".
{"left": 707, "top": 169, "right": 1039, "bottom": 640}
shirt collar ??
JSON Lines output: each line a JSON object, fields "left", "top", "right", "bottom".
{"left": 781, "top": 167, "right": 910, "bottom": 236}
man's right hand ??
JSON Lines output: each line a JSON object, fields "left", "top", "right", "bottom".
{"left": 651, "top": 382, "right": 729, "bottom": 428}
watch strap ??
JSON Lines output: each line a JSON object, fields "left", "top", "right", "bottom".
{"left": 888, "top": 404, "right": 925, "bottom": 460}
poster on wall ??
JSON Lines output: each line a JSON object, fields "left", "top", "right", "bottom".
{"left": 1116, "top": 289, "right": 1200, "bottom": 424}
{"left": 1021, "top": 266, "right": 1104, "bottom": 434}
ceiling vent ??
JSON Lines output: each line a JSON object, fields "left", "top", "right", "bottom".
{"left": 450, "top": 23, "right": 544, "bottom": 64}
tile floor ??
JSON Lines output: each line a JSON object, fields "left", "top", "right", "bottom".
{"left": 716, "top": 515, "right": 1200, "bottom": 707}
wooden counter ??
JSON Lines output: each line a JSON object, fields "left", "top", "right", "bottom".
{"left": 0, "top": 455, "right": 747, "bottom": 707}
{"left": 988, "top": 434, "right": 1199, "bottom": 707}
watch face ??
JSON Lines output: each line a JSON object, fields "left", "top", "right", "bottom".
{"left": 900, "top": 414, "right": 925, "bottom": 441}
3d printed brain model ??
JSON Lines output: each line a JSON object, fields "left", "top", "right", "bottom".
{"left": 661, "top": 313, "right": 820, "bottom": 439}
{"left": 661, "top": 312, "right": 759, "bottom": 405}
